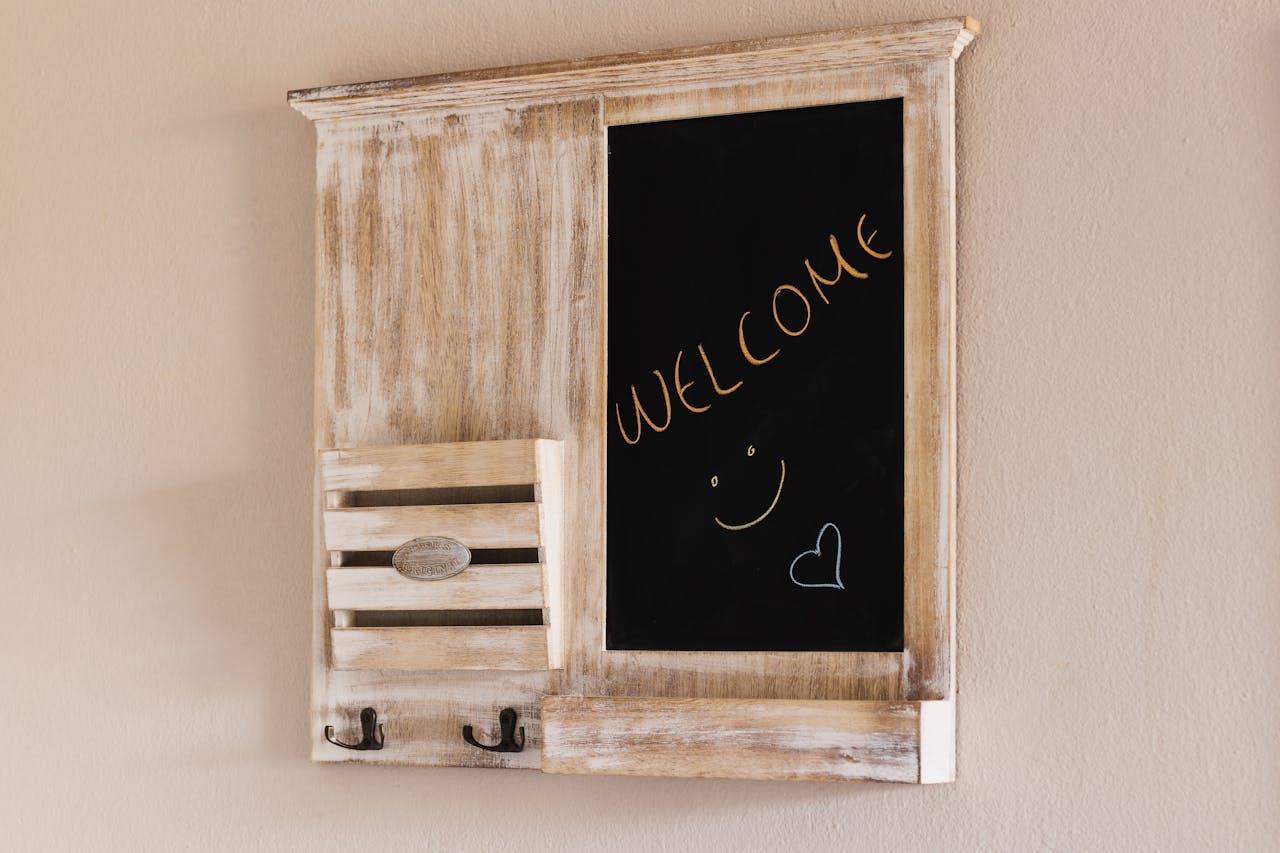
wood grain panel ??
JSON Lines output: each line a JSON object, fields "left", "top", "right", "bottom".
{"left": 312, "top": 102, "right": 603, "bottom": 451}
{"left": 535, "top": 440, "right": 565, "bottom": 672}
{"left": 327, "top": 564, "right": 545, "bottom": 610}
{"left": 332, "top": 626, "right": 550, "bottom": 670}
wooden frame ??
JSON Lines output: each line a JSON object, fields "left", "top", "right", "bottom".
{"left": 291, "top": 15, "right": 977, "bottom": 781}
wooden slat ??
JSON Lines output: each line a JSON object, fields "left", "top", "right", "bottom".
{"left": 327, "top": 564, "right": 545, "bottom": 610}
{"left": 323, "top": 503, "right": 542, "bottom": 551}
{"left": 542, "top": 697, "right": 951, "bottom": 783}
{"left": 288, "top": 17, "right": 979, "bottom": 120}
{"left": 332, "top": 626, "right": 550, "bottom": 671}
{"left": 319, "top": 440, "right": 545, "bottom": 491}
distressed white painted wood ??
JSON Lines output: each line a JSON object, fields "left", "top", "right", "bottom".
{"left": 288, "top": 18, "right": 978, "bottom": 120}
{"left": 320, "top": 440, "right": 542, "bottom": 490}
{"left": 534, "top": 440, "right": 565, "bottom": 670}
{"left": 323, "top": 503, "right": 543, "bottom": 551}
{"left": 541, "top": 697, "right": 955, "bottom": 783}
{"left": 332, "top": 625, "right": 551, "bottom": 671}
{"left": 327, "top": 564, "right": 546, "bottom": 611}
{"left": 317, "top": 671, "right": 544, "bottom": 768}
{"left": 292, "top": 15, "right": 976, "bottom": 779}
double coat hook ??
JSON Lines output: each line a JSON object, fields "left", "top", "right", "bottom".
{"left": 462, "top": 707, "right": 525, "bottom": 752}
{"left": 324, "top": 707, "right": 385, "bottom": 750}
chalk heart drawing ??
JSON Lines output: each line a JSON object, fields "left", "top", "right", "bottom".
{"left": 788, "top": 522, "right": 845, "bottom": 589}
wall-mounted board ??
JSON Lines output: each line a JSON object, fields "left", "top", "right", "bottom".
{"left": 289, "top": 15, "right": 978, "bottom": 782}
{"left": 606, "top": 98, "right": 905, "bottom": 654}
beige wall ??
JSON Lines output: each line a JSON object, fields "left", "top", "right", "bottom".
{"left": 3, "top": 1, "right": 1277, "bottom": 849}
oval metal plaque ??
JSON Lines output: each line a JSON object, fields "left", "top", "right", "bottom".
{"left": 392, "top": 536, "right": 472, "bottom": 580}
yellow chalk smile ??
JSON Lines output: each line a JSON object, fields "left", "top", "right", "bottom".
{"left": 714, "top": 457, "right": 786, "bottom": 531}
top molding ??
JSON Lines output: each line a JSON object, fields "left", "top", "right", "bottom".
{"left": 288, "top": 16, "right": 980, "bottom": 121}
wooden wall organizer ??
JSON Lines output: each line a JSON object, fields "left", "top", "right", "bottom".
{"left": 291, "top": 15, "right": 978, "bottom": 782}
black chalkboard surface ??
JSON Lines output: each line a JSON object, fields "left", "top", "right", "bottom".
{"left": 605, "top": 98, "right": 905, "bottom": 652}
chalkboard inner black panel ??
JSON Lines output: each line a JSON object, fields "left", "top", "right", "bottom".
{"left": 605, "top": 98, "right": 904, "bottom": 652}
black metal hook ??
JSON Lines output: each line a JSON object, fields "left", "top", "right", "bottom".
{"left": 324, "top": 707, "right": 385, "bottom": 750}
{"left": 462, "top": 707, "right": 525, "bottom": 753}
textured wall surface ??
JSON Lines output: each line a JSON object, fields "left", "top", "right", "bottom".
{"left": 2, "top": 1, "right": 1278, "bottom": 850}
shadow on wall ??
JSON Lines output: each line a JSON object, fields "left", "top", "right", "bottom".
{"left": 82, "top": 100, "right": 319, "bottom": 762}
{"left": 208, "top": 98, "right": 316, "bottom": 759}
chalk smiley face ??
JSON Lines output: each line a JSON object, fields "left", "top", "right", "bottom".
{"left": 711, "top": 444, "right": 787, "bottom": 531}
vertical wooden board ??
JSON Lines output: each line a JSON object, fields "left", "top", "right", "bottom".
{"left": 311, "top": 466, "right": 332, "bottom": 763}
{"left": 535, "top": 440, "right": 565, "bottom": 668}
{"left": 314, "top": 101, "right": 603, "bottom": 450}
{"left": 311, "top": 100, "right": 601, "bottom": 765}
{"left": 900, "top": 57, "right": 956, "bottom": 701}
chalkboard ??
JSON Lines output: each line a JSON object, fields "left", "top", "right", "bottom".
{"left": 605, "top": 98, "right": 905, "bottom": 653}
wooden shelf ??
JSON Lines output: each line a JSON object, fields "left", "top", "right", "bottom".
{"left": 543, "top": 697, "right": 955, "bottom": 783}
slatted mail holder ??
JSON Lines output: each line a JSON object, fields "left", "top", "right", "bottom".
{"left": 316, "top": 439, "right": 563, "bottom": 765}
